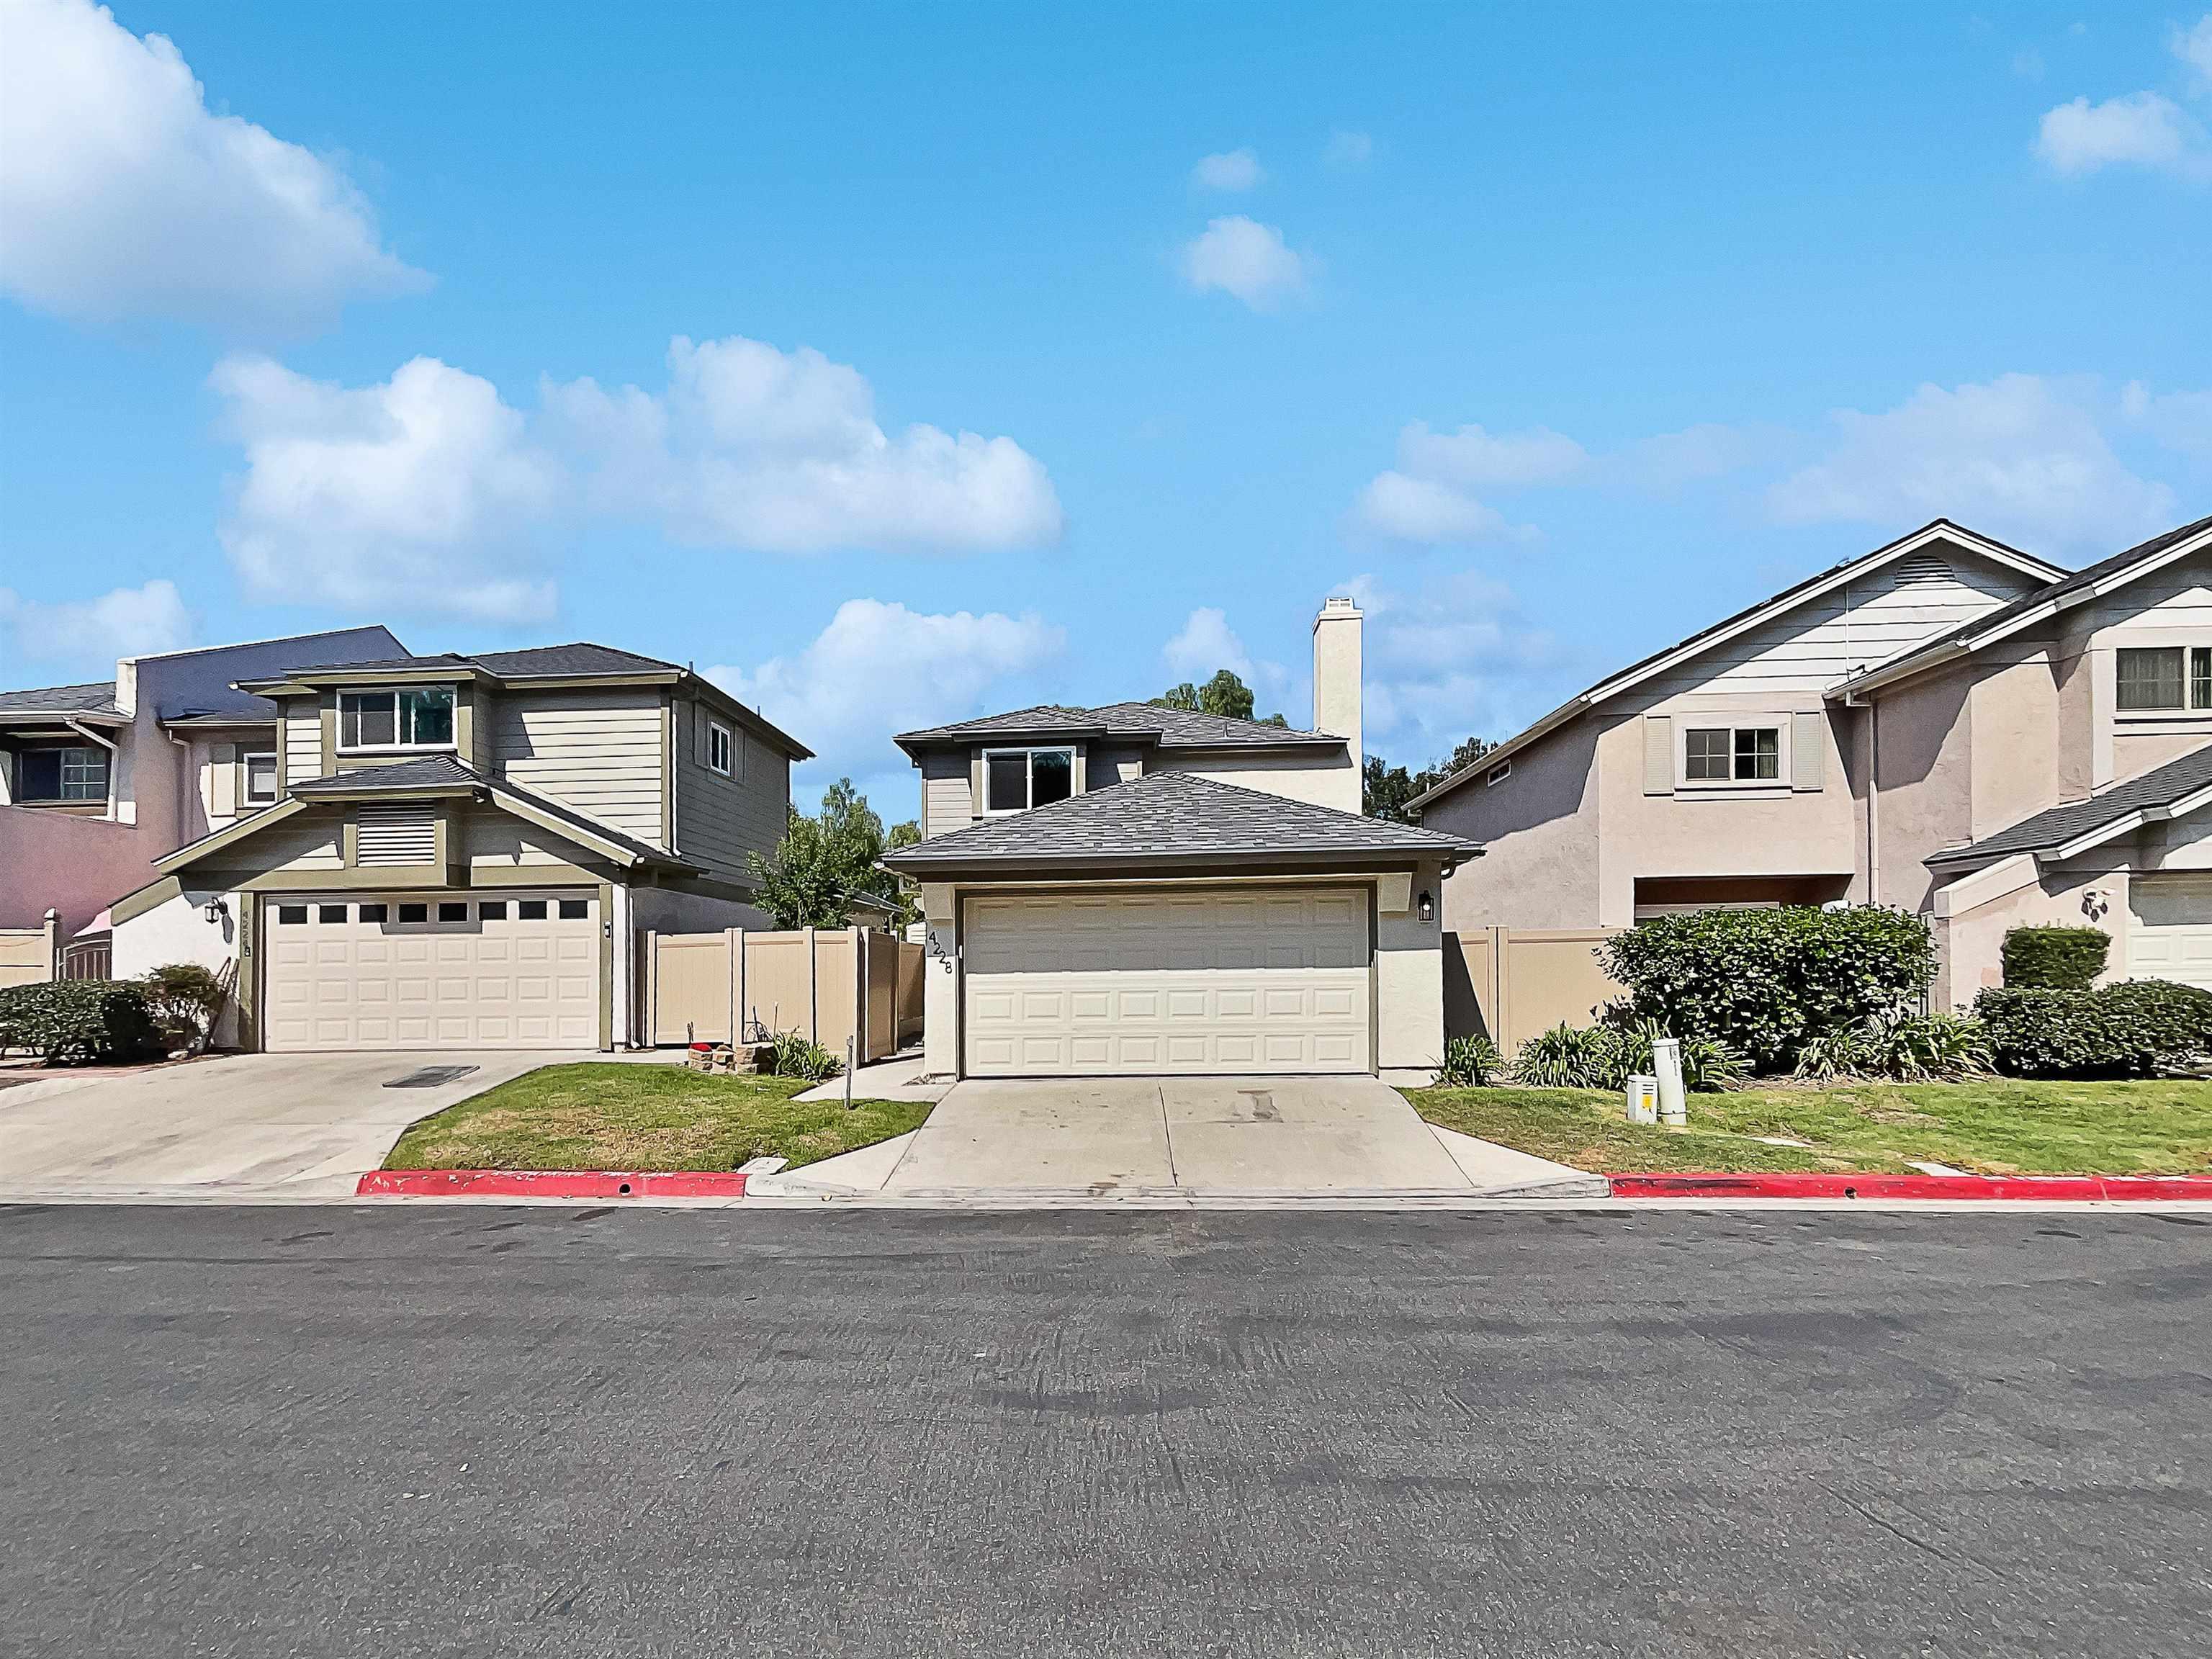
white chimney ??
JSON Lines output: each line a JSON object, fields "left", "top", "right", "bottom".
{"left": 1312, "top": 596, "right": 1362, "bottom": 800}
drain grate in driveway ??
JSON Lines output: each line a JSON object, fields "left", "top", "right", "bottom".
{"left": 383, "top": 1065, "right": 480, "bottom": 1089}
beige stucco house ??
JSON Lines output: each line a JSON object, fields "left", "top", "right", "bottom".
{"left": 884, "top": 599, "right": 1481, "bottom": 1080}
{"left": 1416, "top": 513, "right": 2212, "bottom": 1007}
{"left": 104, "top": 642, "right": 809, "bottom": 1052}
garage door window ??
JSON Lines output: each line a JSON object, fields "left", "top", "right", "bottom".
{"left": 359, "top": 904, "right": 387, "bottom": 923}
{"left": 277, "top": 904, "right": 307, "bottom": 924}
{"left": 398, "top": 903, "right": 428, "bottom": 923}
{"left": 479, "top": 901, "right": 508, "bottom": 920}
{"left": 559, "top": 898, "right": 589, "bottom": 920}
{"left": 519, "top": 899, "right": 548, "bottom": 920}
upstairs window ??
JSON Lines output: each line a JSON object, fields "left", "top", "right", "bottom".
{"left": 1685, "top": 725, "right": 1779, "bottom": 783}
{"left": 707, "top": 719, "right": 734, "bottom": 777}
{"left": 339, "top": 686, "right": 455, "bottom": 751}
{"left": 242, "top": 750, "right": 278, "bottom": 805}
{"left": 2116, "top": 647, "right": 2212, "bottom": 712}
{"left": 15, "top": 745, "right": 109, "bottom": 802}
{"left": 984, "top": 747, "right": 1074, "bottom": 813}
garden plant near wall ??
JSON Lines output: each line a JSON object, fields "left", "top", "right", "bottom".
{"left": 1975, "top": 980, "right": 2212, "bottom": 1078}
{"left": 2000, "top": 925, "right": 2110, "bottom": 991}
{"left": 1601, "top": 905, "right": 1937, "bottom": 1073}
{"left": 0, "top": 981, "right": 163, "bottom": 1066}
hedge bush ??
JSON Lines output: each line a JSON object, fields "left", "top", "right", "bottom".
{"left": 0, "top": 980, "right": 164, "bottom": 1065}
{"left": 140, "top": 963, "right": 227, "bottom": 1054}
{"left": 1973, "top": 980, "right": 2212, "bottom": 1078}
{"left": 2000, "top": 926, "right": 2110, "bottom": 990}
{"left": 1601, "top": 906, "right": 1936, "bottom": 1072}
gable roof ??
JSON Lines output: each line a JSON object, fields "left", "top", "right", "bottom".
{"left": 1408, "top": 519, "right": 2068, "bottom": 813}
{"left": 894, "top": 701, "right": 1343, "bottom": 760}
{"left": 1833, "top": 512, "right": 2212, "bottom": 701}
{"left": 883, "top": 768, "right": 1479, "bottom": 875}
{"left": 1928, "top": 742, "right": 2212, "bottom": 872}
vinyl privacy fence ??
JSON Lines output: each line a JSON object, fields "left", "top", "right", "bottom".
{"left": 1445, "top": 927, "right": 1627, "bottom": 1054}
{"left": 641, "top": 927, "right": 924, "bottom": 1064}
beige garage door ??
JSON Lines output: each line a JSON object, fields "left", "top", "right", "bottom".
{"left": 962, "top": 887, "right": 1370, "bottom": 1076}
{"left": 2128, "top": 875, "right": 2212, "bottom": 991}
{"left": 264, "top": 891, "right": 600, "bottom": 1051}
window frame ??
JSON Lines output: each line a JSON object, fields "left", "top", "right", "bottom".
{"left": 981, "top": 745, "right": 1076, "bottom": 815}
{"left": 12, "top": 743, "right": 111, "bottom": 804}
{"left": 1681, "top": 723, "right": 1784, "bottom": 788}
{"left": 1485, "top": 761, "right": 1511, "bottom": 787}
{"left": 2116, "top": 646, "right": 2212, "bottom": 714}
{"left": 240, "top": 750, "right": 279, "bottom": 806}
{"left": 706, "top": 719, "right": 735, "bottom": 778}
{"left": 337, "top": 685, "right": 458, "bottom": 754}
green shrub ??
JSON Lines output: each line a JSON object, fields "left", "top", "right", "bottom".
{"left": 1974, "top": 981, "right": 2212, "bottom": 1078}
{"left": 0, "top": 980, "right": 163, "bottom": 1065}
{"left": 2000, "top": 926, "right": 2110, "bottom": 990}
{"left": 1791, "top": 1010, "right": 1991, "bottom": 1082}
{"left": 770, "top": 1028, "right": 842, "bottom": 1081}
{"left": 1598, "top": 1015, "right": 1750, "bottom": 1092}
{"left": 1601, "top": 905, "right": 1936, "bottom": 1072}
{"left": 1436, "top": 1033, "right": 1501, "bottom": 1087}
{"left": 139, "top": 963, "right": 227, "bottom": 1054}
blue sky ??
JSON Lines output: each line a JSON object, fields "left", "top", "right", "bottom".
{"left": 3, "top": 1, "right": 2209, "bottom": 814}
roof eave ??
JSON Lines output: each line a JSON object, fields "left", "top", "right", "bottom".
{"left": 1408, "top": 698, "right": 1588, "bottom": 811}
{"left": 885, "top": 842, "right": 1481, "bottom": 878}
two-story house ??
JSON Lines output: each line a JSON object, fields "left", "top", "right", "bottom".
{"left": 1414, "top": 512, "right": 2212, "bottom": 1010}
{"left": 1, "top": 628, "right": 407, "bottom": 949}
{"left": 883, "top": 599, "right": 1482, "bottom": 1080}
{"left": 105, "top": 643, "right": 810, "bottom": 1053}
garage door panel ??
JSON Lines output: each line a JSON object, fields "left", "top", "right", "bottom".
{"left": 964, "top": 887, "right": 1372, "bottom": 1076}
{"left": 2130, "top": 875, "right": 2212, "bottom": 990}
{"left": 265, "top": 891, "right": 599, "bottom": 1051}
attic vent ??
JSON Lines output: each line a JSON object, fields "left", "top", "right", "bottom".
{"left": 356, "top": 802, "right": 437, "bottom": 867}
{"left": 1893, "top": 552, "right": 1953, "bottom": 588}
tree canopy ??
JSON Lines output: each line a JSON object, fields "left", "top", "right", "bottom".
{"left": 747, "top": 779, "right": 920, "bottom": 928}
{"left": 1151, "top": 668, "right": 1287, "bottom": 727}
{"left": 1362, "top": 735, "right": 1494, "bottom": 823}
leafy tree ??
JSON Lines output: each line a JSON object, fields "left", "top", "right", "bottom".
{"left": 748, "top": 779, "right": 921, "bottom": 928}
{"left": 1362, "top": 734, "right": 1495, "bottom": 822}
{"left": 1152, "top": 668, "right": 1285, "bottom": 725}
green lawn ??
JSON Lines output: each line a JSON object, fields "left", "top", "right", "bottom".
{"left": 1406, "top": 1079, "right": 2212, "bottom": 1176}
{"left": 383, "top": 1064, "right": 932, "bottom": 1172}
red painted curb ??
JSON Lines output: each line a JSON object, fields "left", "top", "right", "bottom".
{"left": 356, "top": 1169, "right": 750, "bottom": 1200}
{"left": 1609, "top": 1172, "right": 2212, "bottom": 1202}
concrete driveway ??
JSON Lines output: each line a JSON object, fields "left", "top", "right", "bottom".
{"left": 0, "top": 1051, "right": 568, "bottom": 1201}
{"left": 786, "top": 1076, "right": 1603, "bottom": 1201}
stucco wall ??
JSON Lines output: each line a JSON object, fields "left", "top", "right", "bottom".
{"left": 1375, "top": 861, "right": 1445, "bottom": 1070}
{"left": 0, "top": 806, "right": 159, "bottom": 934}
{"left": 1869, "top": 662, "right": 1977, "bottom": 912}
{"left": 112, "top": 885, "right": 246, "bottom": 1046}
{"left": 1425, "top": 716, "right": 1601, "bottom": 930}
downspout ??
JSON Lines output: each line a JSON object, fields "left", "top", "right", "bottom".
{"left": 63, "top": 719, "right": 120, "bottom": 824}
{"left": 1865, "top": 696, "right": 1880, "bottom": 905}
{"left": 168, "top": 727, "right": 192, "bottom": 844}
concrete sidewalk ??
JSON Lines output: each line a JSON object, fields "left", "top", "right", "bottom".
{"left": 755, "top": 1076, "right": 1604, "bottom": 1202}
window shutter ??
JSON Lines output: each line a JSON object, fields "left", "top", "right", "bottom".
{"left": 1642, "top": 716, "right": 1673, "bottom": 795}
{"left": 1791, "top": 712, "right": 1825, "bottom": 791}
{"left": 211, "top": 745, "right": 236, "bottom": 817}
{"left": 692, "top": 705, "right": 708, "bottom": 766}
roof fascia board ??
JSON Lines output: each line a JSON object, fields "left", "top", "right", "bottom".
{"left": 886, "top": 845, "right": 1479, "bottom": 878}
{"left": 1406, "top": 699, "right": 1585, "bottom": 811}
{"left": 154, "top": 796, "right": 312, "bottom": 873}
{"left": 485, "top": 781, "right": 651, "bottom": 868}
{"left": 2043, "top": 780, "right": 2212, "bottom": 865}
{"left": 677, "top": 673, "right": 815, "bottom": 761}
{"left": 0, "top": 710, "right": 130, "bottom": 727}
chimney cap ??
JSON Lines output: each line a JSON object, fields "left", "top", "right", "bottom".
{"left": 1316, "top": 595, "right": 1362, "bottom": 621}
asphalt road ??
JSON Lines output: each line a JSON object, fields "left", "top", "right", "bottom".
{"left": 3, "top": 1205, "right": 2207, "bottom": 1658}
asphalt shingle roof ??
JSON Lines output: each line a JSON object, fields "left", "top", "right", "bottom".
{"left": 884, "top": 768, "right": 1479, "bottom": 871}
{"left": 1929, "top": 743, "right": 2212, "bottom": 867}
{"left": 0, "top": 680, "right": 123, "bottom": 716}
{"left": 284, "top": 642, "right": 680, "bottom": 678}
{"left": 895, "top": 701, "right": 1340, "bottom": 753}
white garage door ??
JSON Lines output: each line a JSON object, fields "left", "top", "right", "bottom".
{"left": 962, "top": 888, "right": 1371, "bottom": 1076}
{"left": 264, "top": 891, "right": 600, "bottom": 1051}
{"left": 2128, "top": 875, "right": 2212, "bottom": 990}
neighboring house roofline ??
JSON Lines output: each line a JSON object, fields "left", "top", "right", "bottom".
{"left": 1832, "top": 512, "right": 2212, "bottom": 703}
{"left": 1408, "top": 518, "right": 2068, "bottom": 812}
{"left": 112, "top": 624, "right": 409, "bottom": 671}
{"left": 893, "top": 701, "right": 1343, "bottom": 762}
{"left": 1925, "top": 741, "right": 2212, "bottom": 873}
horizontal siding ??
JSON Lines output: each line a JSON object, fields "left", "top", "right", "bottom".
{"left": 1638, "top": 557, "right": 2041, "bottom": 700}
{"left": 283, "top": 702, "right": 323, "bottom": 786}
{"left": 466, "top": 814, "right": 590, "bottom": 869}
{"left": 924, "top": 770, "right": 973, "bottom": 837}
{"left": 672, "top": 705, "right": 788, "bottom": 881}
{"left": 490, "top": 690, "right": 665, "bottom": 845}
{"left": 240, "top": 811, "right": 344, "bottom": 873}
{"left": 2075, "top": 554, "right": 2212, "bottom": 642}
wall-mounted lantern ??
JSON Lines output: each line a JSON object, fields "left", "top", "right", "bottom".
{"left": 202, "top": 896, "right": 229, "bottom": 925}
{"left": 1417, "top": 890, "right": 1435, "bottom": 924}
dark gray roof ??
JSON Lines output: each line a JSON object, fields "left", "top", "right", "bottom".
{"left": 1929, "top": 743, "right": 2212, "bottom": 868}
{"left": 884, "top": 768, "right": 1479, "bottom": 873}
{"left": 895, "top": 701, "right": 1341, "bottom": 757}
{"left": 282, "top": 755, "right": 677, "bottom": 866}
{"left": 0, "top": 680, "right": 122, "bottom": 716}
{"left": 1854, "top": 512, "right": 2212, "bottom": 693}
{"left": 290, "top": 642, "right": 681, "bottom": 678}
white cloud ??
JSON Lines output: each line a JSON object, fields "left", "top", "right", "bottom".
{"left": 212, "top": 354, "right": 563, "bottom": 624}
{"left": 1192, "top": 148, "right": 1262, "bottom": 191}
{"left": 1398, "top": 422, "right": 1589, "bottom": 489}
{"left": 1179, "top": 216, "right": 1311, "bottom": 310}
{"left": 0, "top": 0, "right": 425, "bottom": 333}
{"left": 2175, "top": 14, "right": 2212, "bottom": 87}
{"left": 0, "top": 578, "right": 193, "bottom": 670}
{"left": 1338, "top": 570, "right": 1555, "bottom": 760}
{"left": 2038, "top": 91, "right": 2209, "bottom": 176}
{"left": 1323, "top": 129, "right": 1374, "bottom": 170}
{"left": 1354, "top": 472, "right": 1514, "bottom": 544}
{"left": 1162, "top": 607, "right": 1256, "bottom": 683}
{"left": 544, "top": 335, "right": 1063, "bottom": 553}
{"left": 1768, "top": 374, "right": 2175, "bottom": 555}
{"left": 2122, "top": 380, "right": 2212, "bottom": 459}
{"left": 709, "top": 599, "right": 1064, "bottom": 784}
